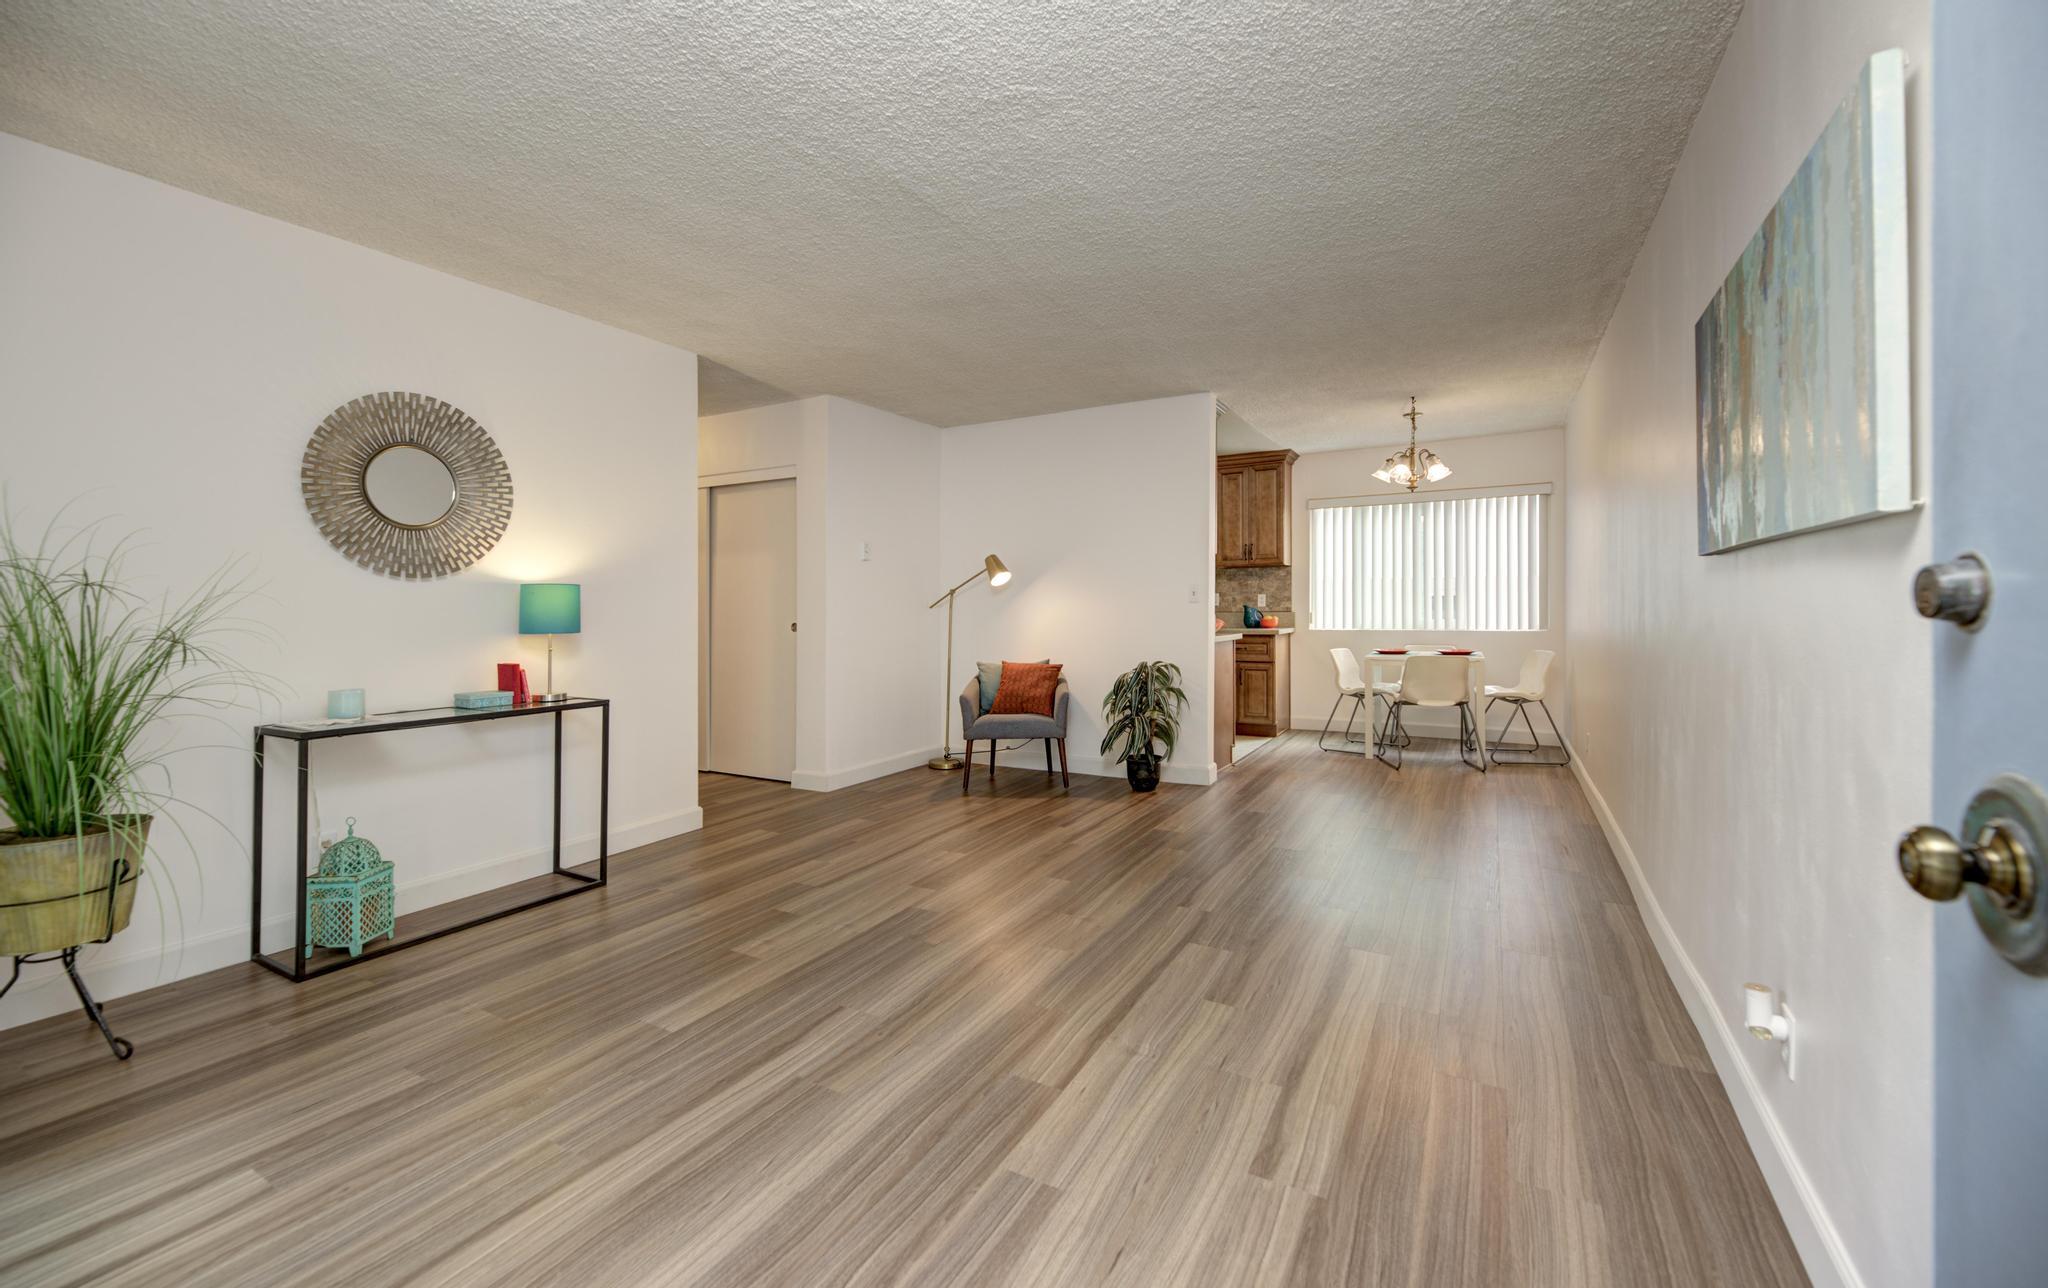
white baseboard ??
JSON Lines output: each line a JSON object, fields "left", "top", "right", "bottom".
{"left": 792, "top": 747, "right": 942, "bottom": 792}
{"left": 0, "top": 806, "right": 704, "bottom": 1032}
{"left": 1567, "top": 745, "right": 1858, "bottom": 1288}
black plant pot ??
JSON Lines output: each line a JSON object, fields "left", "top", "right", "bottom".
{"left": 1126, "top": 754, "right": 1161, "bottom": 793}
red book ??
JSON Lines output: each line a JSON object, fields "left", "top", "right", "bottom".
{"left": 496, "top": 662, "right": 530, "bottom": 705}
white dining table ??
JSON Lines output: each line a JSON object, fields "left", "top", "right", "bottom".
{"left": 1364, "top": 648, "right": 1490, "bottom": 761}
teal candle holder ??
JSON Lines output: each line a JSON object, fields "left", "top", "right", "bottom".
{"left": 327, "top": 688, "right": 366, "bottom": 720}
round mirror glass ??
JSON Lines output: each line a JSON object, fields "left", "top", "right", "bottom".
{"left": 363, "top": 445, "right": 457, "bottom": 527}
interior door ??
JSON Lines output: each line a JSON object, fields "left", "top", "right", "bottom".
{"left": 706, "top": 478, "right": 797, "bottom": 781}
{"left": 1923, "top": 4, "right": 2048, "bottom": 1283}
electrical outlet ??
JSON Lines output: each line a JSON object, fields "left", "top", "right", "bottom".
{"left": 1187, "top": 586, "right": 1201, "bottom": 604}
{"left": 1256, "top": 593, "right": 1267, "bottom": 609}
{"left": 859, "top": 541, "right": 871, "bottom": 562}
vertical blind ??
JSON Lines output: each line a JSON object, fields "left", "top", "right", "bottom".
{"left": 1308, "top": 485, "right": 1550, "bottom": 631}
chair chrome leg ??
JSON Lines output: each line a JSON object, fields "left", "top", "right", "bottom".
{"left": 1458, "top": 703, "right": 1484, "bottom": 772}
{"left": 1538, "top": 701, "right": 1570, "bottom": 765}
{"left": 1373, "top": 694, "right": 1412, "bottom": 747}
{"left": 1488, "top": 698, "right": 1570, "bottom": 766}
{"left": 1317, "top": 693, "right": 1351, "bottom": 751}
{"left": 1374, "top": 701, "right": 1405, "bottom": 770}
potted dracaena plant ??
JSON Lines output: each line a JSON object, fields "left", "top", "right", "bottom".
{"left": 1100, "top": 660, "right": 1188, "bottom": 793}
{"left": 0, "top": 514, "right": 257, "bottom": 1038}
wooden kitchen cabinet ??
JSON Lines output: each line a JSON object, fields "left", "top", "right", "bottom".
{"left": 1217, "top": 450, "right": 1297, "bottom": 568}
{"left": 1214, "top": 636, "right": 1237, "bottom": 769}
{"left": 1233, "top": 632, "right": 1291, "bottom": 737}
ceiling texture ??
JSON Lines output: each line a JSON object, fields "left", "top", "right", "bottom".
{"left": 0, "top": 0, "right": 1741, "bottom": 449}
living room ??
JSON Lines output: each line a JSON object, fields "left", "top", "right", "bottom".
{"left": 5, "top": 2, "right": 2042, "bottom": 1286}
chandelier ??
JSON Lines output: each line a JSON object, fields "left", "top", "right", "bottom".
{"left": 1371, "top": 396, "right": 1452, "bottom": 491}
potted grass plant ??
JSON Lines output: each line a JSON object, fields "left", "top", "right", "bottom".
{"left": 0, "top": 515, "right": 254, "bottom": 961}
{"left": 1100, "top": 660, "right": 1187, "bottom": 793}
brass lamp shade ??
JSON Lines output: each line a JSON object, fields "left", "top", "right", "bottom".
{"left": 985, "top": 554, "right": 1011, "bottom": 587}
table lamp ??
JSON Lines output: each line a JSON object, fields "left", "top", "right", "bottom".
{"left": 518, "top": 583, "right": 581, "bottom": 702}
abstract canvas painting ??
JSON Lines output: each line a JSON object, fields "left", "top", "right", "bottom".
{"left": 1695, "top": 49, "right": 1912, "bottom": 554}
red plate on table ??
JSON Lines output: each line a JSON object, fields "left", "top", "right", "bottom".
{"left": 1438, "top": 648, "right": 1474, "bottom": 655}
{"left": 1373, "top": 648, "right": 1408, "bottom": 655}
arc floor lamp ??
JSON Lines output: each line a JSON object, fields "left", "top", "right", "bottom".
{"left": 928, "top": 554, "right": 1011, "bottom": 770}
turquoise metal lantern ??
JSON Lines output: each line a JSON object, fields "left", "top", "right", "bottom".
{"left": 518, "top": 582, "right": 581, "bottom": 703}
{"left": 306, "top": 818, "right": 395, "bottom": 957}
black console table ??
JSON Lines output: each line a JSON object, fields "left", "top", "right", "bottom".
{"left": 250, "top": 697, "right": 609, "bottom": 981}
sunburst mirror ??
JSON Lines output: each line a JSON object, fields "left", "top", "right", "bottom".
{"left": 301, "top": 392, "right": 514, "bottom": 579}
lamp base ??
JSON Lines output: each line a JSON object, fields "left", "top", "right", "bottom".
{"left": 533, "top": 692, "right": 569, "bottom": 703}
{"left": 927, "top": 754, "right": 963, "bottom": 771}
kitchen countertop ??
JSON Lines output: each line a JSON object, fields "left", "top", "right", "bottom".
{"left": 1219, "top": 627, "right": 1294, "bottom": 637}
{"left": 1215, "top": 631, "right": 1243, "bottom": 643}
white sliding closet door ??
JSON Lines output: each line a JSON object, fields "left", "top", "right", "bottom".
{"left": 706, "top": 478, "right": 797, "bottom": 781}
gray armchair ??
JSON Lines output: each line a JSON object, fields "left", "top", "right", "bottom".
{"left": 959, "top": 676, "right": 1070, "bottom": 792}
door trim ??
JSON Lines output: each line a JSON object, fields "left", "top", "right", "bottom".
{"left": 698, "top": 464, "right": 797, "bottom": 489}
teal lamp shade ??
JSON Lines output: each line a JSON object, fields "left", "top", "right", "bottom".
{"left": 518, "top": 583, "right": 581, "bottom": 635}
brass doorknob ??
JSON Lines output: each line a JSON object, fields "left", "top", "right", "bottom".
{"left": 1906, "top": 776, "right": 2048, "bottom": 974}
{"left": 1898, "top": 821, "right": 2034, "bottom": 914}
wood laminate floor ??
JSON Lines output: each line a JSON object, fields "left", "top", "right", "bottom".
{"left": 0, "top": 734, "right": 1806, "bottom": 1287}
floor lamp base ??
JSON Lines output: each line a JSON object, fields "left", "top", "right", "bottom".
{"left": 928, "top": 753, "right": 964, "bottom": 771}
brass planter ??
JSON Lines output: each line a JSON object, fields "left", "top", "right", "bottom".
{"left": 0, "top": 817, "right": 149, "bottom": 955}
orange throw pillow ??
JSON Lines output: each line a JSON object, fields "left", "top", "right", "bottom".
{"left": 990, "top": 661, "right": 1062, "bottom": 716}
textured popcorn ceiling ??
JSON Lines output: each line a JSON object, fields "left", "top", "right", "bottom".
{"left": 0, "top": 0, "right": 1740, "bottom": 449}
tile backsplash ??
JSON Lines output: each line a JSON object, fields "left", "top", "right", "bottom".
{"left": 1217, "top": 566, "right": 1291, "bottom": 613}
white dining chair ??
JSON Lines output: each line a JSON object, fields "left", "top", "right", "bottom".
{"left": 1376, "top": 653, "right": 1483, "bottom": 772}
{"left": 1484, "top": 649, "right": 1567, "bottom": 766}
{"left": 1319, "top": 648, "right": 1403, "bottom": 751}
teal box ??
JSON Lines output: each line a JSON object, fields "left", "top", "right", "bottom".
{"left": 455, "top": 690, "right": 515, "bottom": 709}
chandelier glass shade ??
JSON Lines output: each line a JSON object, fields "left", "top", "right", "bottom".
{"left": 1371, "top": 397, "right": 1452, "bottom": 491}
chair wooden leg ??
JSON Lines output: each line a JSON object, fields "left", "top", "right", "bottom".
{"left": 961, "top": 740, "right": 973, "bottom": 795}
{"left": 988, "top": 739, "right": 997, "bottom": 782}
{"left": 1057, "top": 738, "right": 1069, "bottom": 787}
{"left": 1044, "top": 738, "right": 1053, "bottom": 775}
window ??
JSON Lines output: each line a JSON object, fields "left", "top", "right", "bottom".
{"left": 1308, "top": 485, "right": 1550, "bottom": 631}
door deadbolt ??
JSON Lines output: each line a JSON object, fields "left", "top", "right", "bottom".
{"left": 1913, "top": 552, "right": 1990, "bottom": 630}
{"left": 1899, "top": 774, "right": 2048, "bottom": 974}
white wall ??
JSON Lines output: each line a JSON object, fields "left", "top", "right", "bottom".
{"left": 0, "top": 134, "right": 701, "bottom": 1028}
{"left": 819, "top": 398, "right": 942, "bottom": 784}
{"left": 1289, "top": 427, "right": 1567, "bottom": 741}
{"left": 697, "top": 396, "right": 941, "bottom": 790}
{"left": 939, "top": 394, "right": 1217, "bottom": 783}
{"left": 1562, "top": 4, "right": 1933, "bottom": 1285}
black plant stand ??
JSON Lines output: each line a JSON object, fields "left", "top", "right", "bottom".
{"left": 0, "top": 856, "right": 137, "bottom": 1060}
